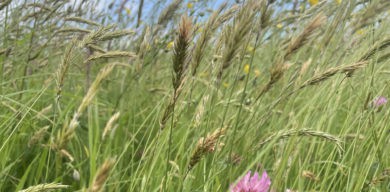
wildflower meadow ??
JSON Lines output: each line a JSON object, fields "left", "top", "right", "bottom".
{"left": 0, "top": 0, "right": 389, "bottom": 191}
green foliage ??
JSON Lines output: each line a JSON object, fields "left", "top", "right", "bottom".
{"left": 0, "top": 0, "right": 389, "bottom": 191}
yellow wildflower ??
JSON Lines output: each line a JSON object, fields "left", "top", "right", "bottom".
{"left": 356, "top": 29, "right": 366, "bottom": 35}
{"left": 308, "top": 0, "right": 319, "bottom": 6}
{"left": 276, "top": 23, "right": 283, "bottom": 29}
{"left": 254, "top": 69, "right": 261, "bottom": 77}
{"left": 223, "top": 82, "right": 229, "bottom": 88}
{"left": 246, "top": 46, "right": 254, "bottom": 53}
{"left": 187, "top": 3, "right": 193, "bottom": 9}
{"left": 335, "top": 0, "right": 342, "bottom": 4}
{"left": 125, "top": 8, "right": 131, "bottom": 15}
{"left": 244, "top": 64, "right": 250, "bottom": 74}
{"left": 145, "top": 44, "right": 151, "bottom": 51}
{"left": 166, "top": 41, "right": 174, "bottom": 49}
{"left": 199, "top": 71, "right": 209, "bottom": 78}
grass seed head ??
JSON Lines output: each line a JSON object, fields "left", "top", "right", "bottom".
{"left": 88, "top": 158, "right": 115, "bottom": 192}
{"left": 102, "top": 112, "right": 121, "bottom": 140}
{"left": 19, "top": 183, "right": 69, "bottom": 192}
{"left": 188, "top": 127, "right": 227, "bottom": 172}
{"left": 172, "top": 15, "right": 192, "bottom": 90}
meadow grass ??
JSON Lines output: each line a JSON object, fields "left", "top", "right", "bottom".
{"left": 0, "top": 0, "right": 389, "bottom": 191}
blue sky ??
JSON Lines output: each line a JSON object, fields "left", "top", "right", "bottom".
{"left": 74, "top": 0, "right": 233, "bottom": 14}
{"left": 0, "top": 0, "right": 235, "bottom": 29}
{"left": 71, "top": 0, "right": 236, "bottom": 27}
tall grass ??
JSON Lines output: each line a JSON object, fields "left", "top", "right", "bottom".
{"left": 0, "top": 0, "right": 389, "bottom": 191}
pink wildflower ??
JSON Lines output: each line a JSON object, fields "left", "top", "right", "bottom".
{"left": 231, "top": 171, "right": 271, "bottom": 192}
{"left": 285, "top": 189, "right": 298, "bottom": 192}
{"left": 372, "top": 96, "right": 387, "bottom": 108}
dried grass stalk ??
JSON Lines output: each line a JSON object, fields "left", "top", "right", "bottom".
{"left": 191, "top": 3, "right": 227, "bottom": 76}
{"left": 87, "top": 44, "right": 106, "bottom": 53}
{"left": 345, "top": 37, "right": 390, "bottom": 77}
{"left": 56, "top": 40, "right": 76, "bottom": 104}
{"left": 193, "top": 95, "right": 209, "bottom": 128}
{"left": 59, "top": 149, "right": 74, "bottom": 162}
{"left": 214, "top": 5, "right": 240, "bottom": 30}
{"left": 135, "top": 26, "right": 151, "bottom": 71}
{"left": 359, "top": 37, "right": 390, "bottom": 62}
{"left": 296, "top": 58, "right": 312, "bottom": 85}
{"left": 285, "top": 13, "right": 326, "bottom": 60}
{"left": 370, "top": 168, "right": 390, "bottom": 186}
{"left": 257, "top": 128, "right": 344, "bottom": 155}
{"left": 85, "top": 51, "right": 136, "bottom": 63}
{"left": 300, "top": 61, "right": 367, "bottom": 89}
{"left": 57, "top": 64, "right": 116, "bottom": 148}
{"left": 255, "top": 13, "right": 324, "bottom": 97}
{"left": 65, "top": 16, "right": 101, "bottom": 26}
{"left": 35, "top": 104, "right": 53, "bottom": 120}
{"left": 160, "top": 15, "right": 192, "bottom": 130}
{"left": 56, "top": 27, "right": 91, "bottom": 34}
{"left": 28, "top": 126, "right": 50, "bottom": 148}
{"left": 19, "top": 183, "right": 69, "bottom": 192}
{"left": 172, "top": 15, "right": 192, "bottom": 90}
{"left": 187, "top": 128, "right": 227, "bottom": 172}
{"left": 88, "top": 158, "right": 115, "bottom": 192}
{"left": 99, "top": 30, "right": 134, "bottom": 41}
{"left": 79, "top": 25, "right": 115, "bottom": 47}
{"left": 102, "top": 112, "right": 120, "bottom": 140}
{"left": 159, "top": 91, "right": 181, "bottom": 130}
{"left": 302, "top": 170, "right": 320, "bottom": 182}
{"left": 299, "top": 59, "right": 312, "bottom": 77}
{"left": 217, "top": 0, "right": 260, "bottom": 80}
{"left": 157, "top": 0, "right": 183, "bottom": 26}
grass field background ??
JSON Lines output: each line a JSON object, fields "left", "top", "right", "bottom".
{"left": 0, "top": 0, "right": 389, "bottom": 191}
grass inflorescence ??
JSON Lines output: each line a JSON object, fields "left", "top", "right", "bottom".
{"left": 0, "top": 0, "right": 389, "bottom": 191}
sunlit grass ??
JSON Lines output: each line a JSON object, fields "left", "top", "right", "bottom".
{"left": 0, "top": 0, "right": 389, "bottom": 191}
